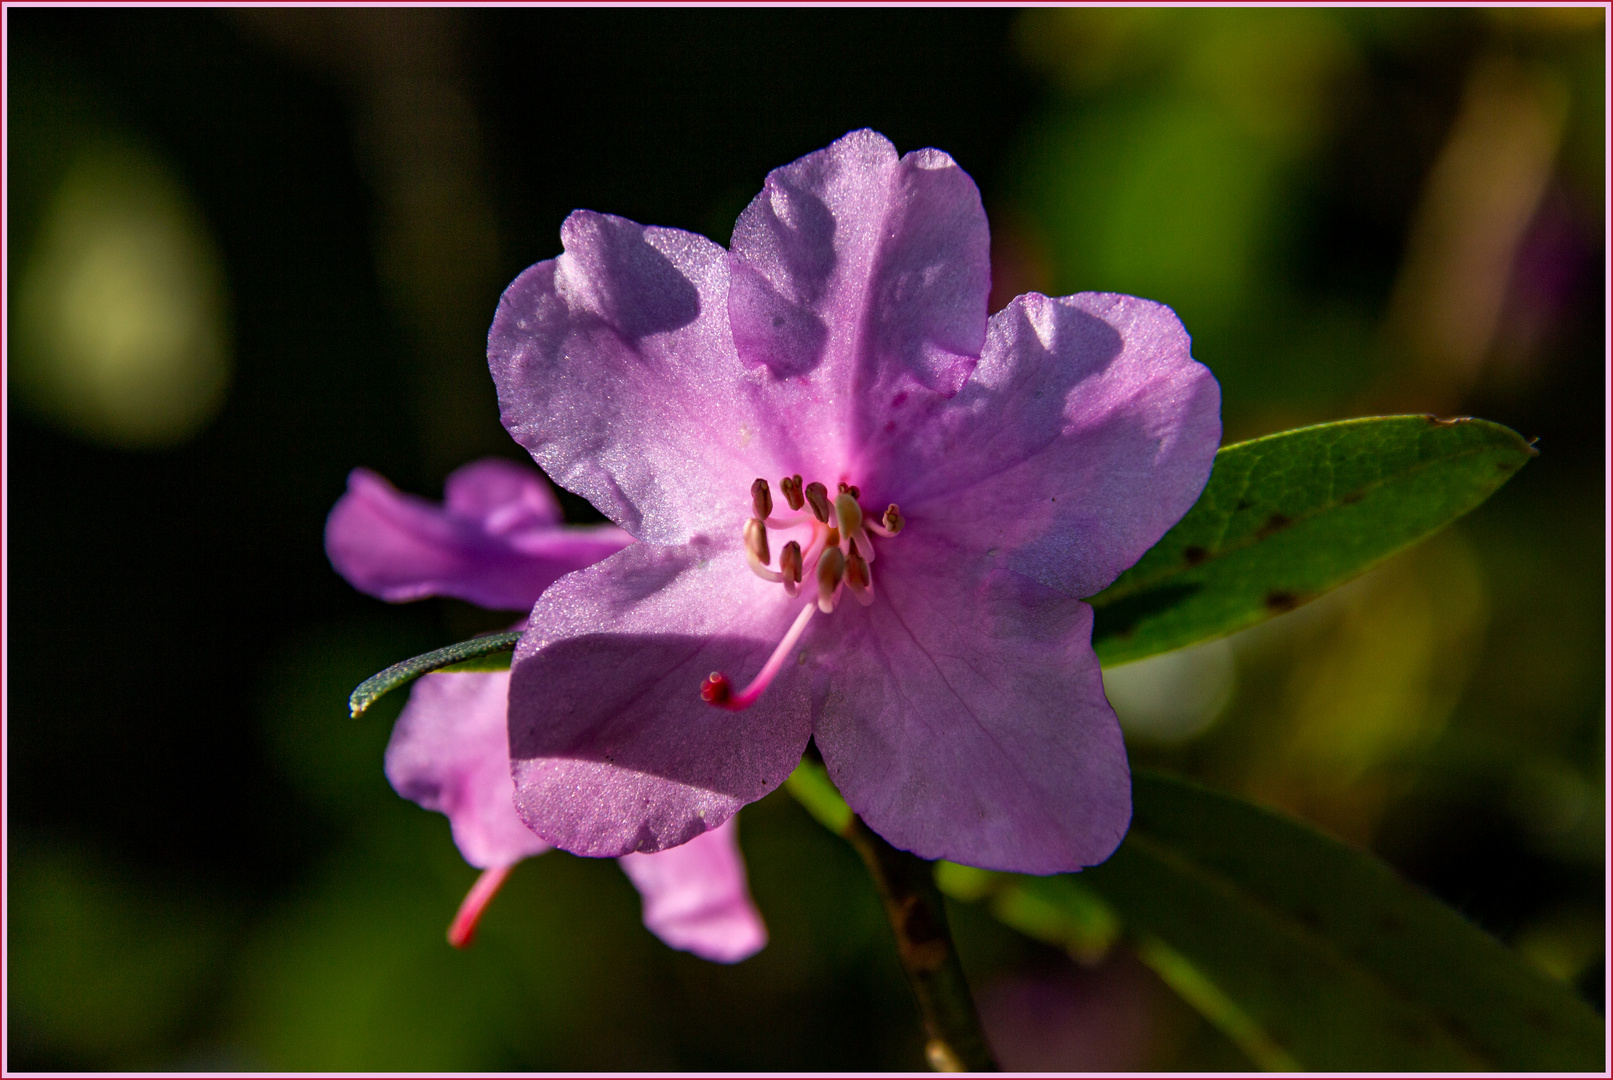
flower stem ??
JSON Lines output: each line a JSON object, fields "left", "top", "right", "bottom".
{"left": 844, "top": 815, "right": 999, "bottom": 1072}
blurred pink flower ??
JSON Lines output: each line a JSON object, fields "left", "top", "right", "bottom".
{"left": 327, "top": 458, "right": 766, "bottom": 961}
{"left": 488, "top": 130, "right": 1221, "bottom": 874}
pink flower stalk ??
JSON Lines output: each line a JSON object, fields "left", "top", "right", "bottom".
{"left": 326, "top": 458, "right": 768, "bottom": 962}
{"left": 490, "top": 130, "right": 1221, "bottom": 876}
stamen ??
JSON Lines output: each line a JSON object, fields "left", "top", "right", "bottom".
{"left": 751, "top": 478, "right": 773, "bottom": 520}
{"left": 744, "top": 517, "right": 770, "bottom": 566}
{"left": 702, "top": 601, "right": 818, "bottom": 711}
{"left": 779, "top": 475, "right": 805, "bottom": 512}
{"left": 779, "top": 540, "right": 803, "bottom": 598}
{"left": 837, "top": 481, "right": 861, "bottom": 499}
{"left": 832, "top": 493, "right": 873, "bottom": 560}
{"left": 817, "top": 546, "right": 846, "bottom": 613}
{"left": 799, "top": 520, "right": 829, "bottom": 577}
{"left": 835, "top": 492, "right": 862, "bottom": 535}
{"left": 744, "top": 518, "right": 782, "bottom": 582}
{"left": 803, "top": 481, "right": 831, "bottom": 522}
{"left": 845, "top": 546, "right": 874, "bottom": 606}
{"left": 854, "top": 526, "right": 875, "bottom": 561}
{"left": 447, "top": 864, "right": 514, "bottom": 948}
{"left": 869, "top": 503, "right": 905, "bottom": 537}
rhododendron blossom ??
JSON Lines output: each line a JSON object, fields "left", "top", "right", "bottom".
{"left": 489, "top": 130, "right": 1221, "bottom": 876}
{"left": 326, "top": 459, "right": 767, "bottom": 961}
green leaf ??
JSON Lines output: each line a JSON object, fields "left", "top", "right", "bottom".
{"left": 784, "top": 759, "right": 854, "bottom": 836}
{"left": 935, "top": 861, "right": 1122, "bottom": 968}
{"left": 1089, "top": 415, "right": 1534, "bottom": 665}
{"left": 1073, "top": 771, "right": 1605, "bottom": 1070}
{"left": 347, "top": 632, "right": 521, "bottom": 718}
{"left": 1131, "top": 933, "right": 1300, "bottom": 1071}
{"left": 782, "top": 759, "right": 1598, "bottom": 1069}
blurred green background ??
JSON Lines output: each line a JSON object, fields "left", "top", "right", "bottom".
{"left": 6, "top": 8, "right": 1604, "bottom": 1070}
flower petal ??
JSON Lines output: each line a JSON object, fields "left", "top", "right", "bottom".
{"left": 509, "top": 539, "right": 813, "bottom": 857}
{"left": 728, "top": 129, "right": 991, "bottom": 468}
{"left": 325, "top": 466, "right": 629, "bottom": 611}
{"left": 489, "top": 212, "right": 800, "bottom": 544}
{"left": 442, "top": 456, "right": 562, "bottom": 529}
{"left": 813, "top": 535, "right": 1130, "bottom": 875}
{"left": 616, "top": 817, "right": 768, "bottom": 963}
{"left": 870, "top": 292, "right": 1221, "bottom": 600}
{"left": 384, "top": 669, "right": 551, "bottom": 870}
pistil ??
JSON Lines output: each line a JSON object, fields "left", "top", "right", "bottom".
{"left": 701, "top": 601, "right": 818, "bottom": 710}
{"left": 447, "top": 864, "right": 514, "bottom": 948}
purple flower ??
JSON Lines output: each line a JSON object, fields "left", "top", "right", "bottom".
{"left": 489, "top": 130, "right": 1221, "bottom": 875}
{"left": 326, "top": 457, "right": 628, "bottom": 611}
{"left": 326, "top": 458, "right": 767, "bottom": 962}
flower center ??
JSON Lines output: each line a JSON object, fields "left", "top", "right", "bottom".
{"left": 701, "top": 474, "right": 904, "bottom": 711}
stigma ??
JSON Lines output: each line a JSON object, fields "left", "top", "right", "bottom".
{"left": 703, "top": 474, "right": 904, "bottom": 711}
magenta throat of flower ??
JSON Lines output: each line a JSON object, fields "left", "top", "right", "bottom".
{"left": 701, "top": 475, "right": 904, "bottom": 712}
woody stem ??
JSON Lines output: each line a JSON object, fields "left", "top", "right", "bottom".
{"left": 844, "top": 816, "right": 999, "bottom": 1072}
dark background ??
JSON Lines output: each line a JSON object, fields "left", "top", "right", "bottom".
{"left": 7, "top": 8, "right": 1604, "bottom": 1070}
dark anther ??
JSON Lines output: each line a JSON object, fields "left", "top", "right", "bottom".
{"left": 846, "top": 547, "right": 870, "bottom": 591}
{"left": 779, "top": 540, "right": 803, "bottom": 585}
{"left": 804, "top": 481, "right": 831, "bottom": 522}
{"left": 818, "top": 545, "right": 846, "bottom": 597}
{"left": 751, "top": 478, "right": 773, "bottom": 520}
{"left": 744, "top": 518, "right": 770, "bottom": 566}
{"left": 780, "top": 474, "right": 805, "bottom": 512}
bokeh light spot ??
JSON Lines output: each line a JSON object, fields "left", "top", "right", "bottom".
{"left": 14, "top": 138, "right": 232, "bottom": 449}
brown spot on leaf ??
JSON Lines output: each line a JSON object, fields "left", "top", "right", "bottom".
{"left": 1183, "top": 544, "right": 1209, "bottom": 566}
{"left": 1425, "top": 414, "right": 1470, "bottom": 426}
{"left": 1341, "top": 490, "right": 1364, "bottom": 505}
{"left": 1264, "top": 590, "right": 1299, "bottom": 613}
{"left": 1256, "top": 512, "right": 1293, "bottom": 539}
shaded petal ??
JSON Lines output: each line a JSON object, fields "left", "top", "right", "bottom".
{"left": 489, "top": 212, "right": 801, "bottom": 544}
{"left": 617, "top": 817, "right": 768, "bottom": 963}
{"left": 728, "top": 129, "right": 991, "bottom": 471}
{"left": 384, "top": 670, "right": 551, "bottom": 870}
{"left": 443, "top": 457, "right": 562, "bottom": 529}
{"left": 325, "top": 466, "right": 630, "bottom": 611}
{"left": 814, "top": 534, "right": 1130, "bottom": 874}
{"left": 871, "top": 293, "right": 1220, "bottom": 599}
{"left": 509, "top": 539, "right": 813, "bottom": 857}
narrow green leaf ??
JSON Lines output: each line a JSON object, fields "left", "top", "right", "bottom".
{"left": 1089, "top": 415, "right": 1534, "bottom": 665}
{"left": 1133, "top": 934, "right": 1301, "bottom": 1072}
{"left": 1074, "top": 771, "right": 1605, "bottom": 1070}
{"left": 347, "top": 632, "right": 521, "bottom": 718}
